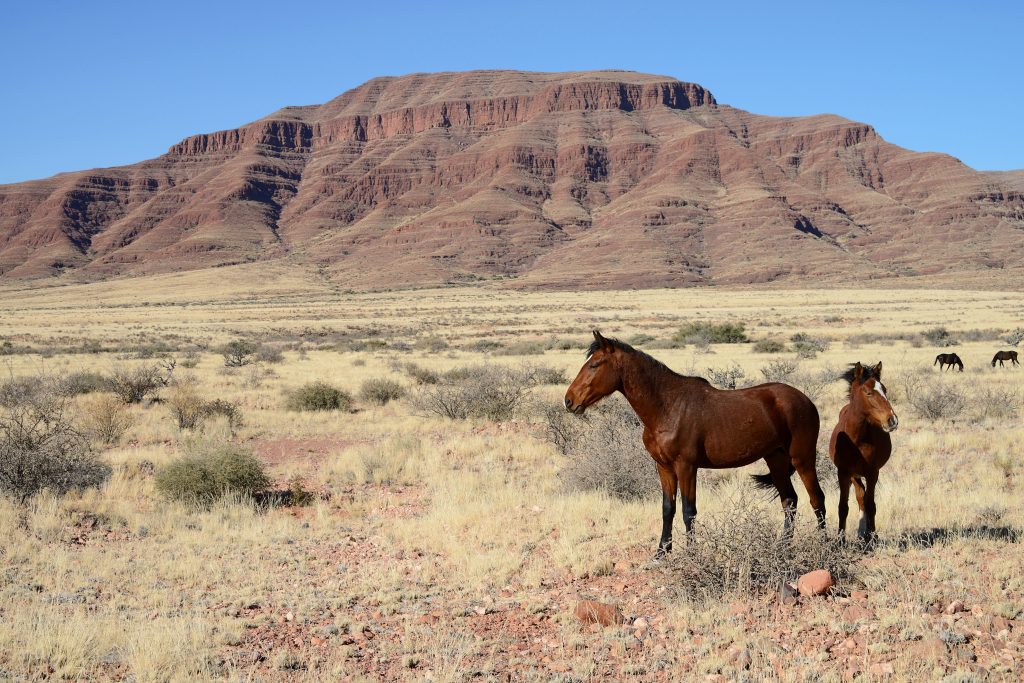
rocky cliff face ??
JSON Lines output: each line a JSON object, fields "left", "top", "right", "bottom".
{"left": 1, "top": 70, "right": 1021, "bottom": 288}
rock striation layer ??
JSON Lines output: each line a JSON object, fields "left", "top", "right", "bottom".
{"left": 1, "top": 70, "right": 1021, "bottom": 288}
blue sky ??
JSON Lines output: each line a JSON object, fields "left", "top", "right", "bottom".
{"left": 1, "top": 1, "right": 1020, "bottom": 184}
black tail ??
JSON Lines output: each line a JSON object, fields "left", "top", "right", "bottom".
{"left": 750, "top": 464, "right": 796, "bottom": 497}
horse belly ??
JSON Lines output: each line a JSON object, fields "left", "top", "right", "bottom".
{"left": 700, "top": 425, "right": 784, "bottom": 468}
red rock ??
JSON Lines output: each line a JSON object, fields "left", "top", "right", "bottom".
{"left": 841, "top": 605, "right": 873, "bottom": 624}
{"left": 574, "top": 600, "right": 625, "bottom": 627}
{"left": 2, "top": 71, "right": 1021, "bottom": 291}
{"left": 797, "top": 570, "right": 833, "bottom": 597}
{"left": 909, "top": 636, "right": 947, "bottom": 659}
{"left": 851, "top": 590, "right": 869, "bottom": 602}
{"left": 946, "top": 600, "right": 967, "bottom": 615}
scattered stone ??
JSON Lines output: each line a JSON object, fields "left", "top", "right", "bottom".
{"left": 851, "top": 590, "right": 869, "bottom": 602}
{"left": 779, "top": 582, "right": 799, "bottom": 607}
{"left": 946, "top": 600, "right": 966, "bottom": 615}
{"left": 632, "top": 617, "right": 649, "bottom": 633}
{"left": 841, "top": 605, "right": 873, "bottom": 624}
{"left": 869, "top": 662, "right": 894, "bottom": 676}
{"left": 574, "top": 600, "right": 625, "bottom": 627}
{"left": 284, "top": 611, "right": 294, "bottom": 622}
{"left": 909, "top": 636, "right": 947, "bottom": 659}
{"left": 798, "top": 570, "right": 833, "bottom": 597}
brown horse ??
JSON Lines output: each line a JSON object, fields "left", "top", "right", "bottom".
{"left": 564, "top": 331, "right": 825, "bottom": 555}
{"left": 829, "top": 362, "right": 898, "bottom": 543}
{"left": 992, "top": 350, "right": 1020, "bottom": 368}
{"left": 934, "top": 353, "right": 963, "bottom": 372}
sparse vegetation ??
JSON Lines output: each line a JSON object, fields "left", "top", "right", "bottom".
{"left": 410, "top": 364, "right": 533, "bottom": 420}
{"left": 285, "top": 381, "right": 354, "bottom": 412}
{"left": 154, "top": 440, "right": 270, "bottom": 505}
{"left": 0, "top": 378, "right": 111, "bottom": 504}
{"left": 922, "top": 326, "right": 957, "bottom": 347}
{"left": 359, "top": 378, "right": 406, "bottom": 406}
{"left": 107, "top": 362, "right": 172, "bottom": 404}
{"left": 752, "top": 339, "right": 786, "bottom": 353}
{"left": 221, "top": 339, "right": 258, "bottom": 367}
{"left": 80, "top": 393, "right": 134, "bottom": 445}
{"left": 675, "top": 321, "right": 748, "bottom": 345}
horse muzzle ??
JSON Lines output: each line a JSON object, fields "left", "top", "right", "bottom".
{"left": 564, "top": 397, "right": 586, "bottom": 415}
{"left": 885, "top": 415, "right": 899, "bottom": 432}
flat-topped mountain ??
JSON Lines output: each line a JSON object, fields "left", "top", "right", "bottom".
{"left": 1, "top": 70, "right": 1021, "bottom": 288}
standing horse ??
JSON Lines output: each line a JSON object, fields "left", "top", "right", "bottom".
{"left": 829, "top": 362, "right": 898, "bottom": 543}
{"left": 564, "top": 331, "right": 825, "bottom": 556}
{"left": 992, "top": 350, "right": 1020, "bottom": 368}
{"left": 934, "top": 353, "right": 964, "bottom": 372}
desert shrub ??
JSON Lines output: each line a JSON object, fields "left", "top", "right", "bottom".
{"left": 107, "top": 363, "right": 170, "bottom": 404}
{"left": 402, "top": 362, "right": 440, "bottom": 385}
{"left": 522, "top": 364, "right": 567, "bottom": 386}
{"left": 789, "top": 366, "right": 837, "bottom": 403}
{"left": 204, "top": 399, "right": 242, "bottom": 429}
{"left": 359, "top": 378, "right": 406, "bottom": 406}
{"left": 675, "top": 321, "right": 748, "bottom": 345}
{"left": 155, "top": 441, "right": 270, "bottom": 505}
{"left": 668, "top": 493, "right": 859, "bottom": 600}
{"left": 0, "top": 380, "right": 110, "bottom": 504}
{"left": 911, "top": 382, "right": 967, "bottom": 420}
{"left": 972, "top": 387, "right": 1022, "bottom": 421}
{"left": 627, "top": 333, "right": 656, "bottom": 346}
{"left": 753, "top": 339, "right": 786, "bottom": 354}
{"left": 285, "top": 382, "right": 354, "bottom": 412}
{"left": 706, "top": 364, "right": 748, "bottom": 389}
{"left": 80, "top": 393, "right": 134, "bottom": 445}
{"left": 790, "top": 333, "right": 830, "bottom": 359}
{"left": 414, "top": 337, "right": 449, "bottom": 353}
{"left": 255, "top": 345, "right": 285, "bottom": 364}
{"left": 180, "top": 349, "right": 201, "bottom": 369}
{"left": 0, "top": 376, "right": 39, "bottom": 408}
{"left": 548, "top": 397, "right": 659, "bottom": 501}
{"left": 1006, "top": 328, "right": 1024, "bottom": 347}
{"left": 496, "top": 340, "right": 546, "bottom": 356}
{"left": 58, "top": 371, "right": 109, "bottom": 396}
{"left": 410, "top": 364, "right": 532, "bottom": 421}
{"left": 760, "top": 358, "right": 801, "bottom": 384}
{"left": 221, "top": 339, "right": 258, "bottom": 367}
{"left": 922, "top": 326, "right": 957, "bottom": 347}
{"left": 167, "top": 381, "right": 208, "bottom": 430}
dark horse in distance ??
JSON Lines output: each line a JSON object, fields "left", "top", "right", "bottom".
{"left": 829, "top": 362, "right": 898, "bottom": 543}
{"left": 992, "top": 350, "right": 1020, "bottom": 368}
{"left": 564, "top": 331, "right": 825, "bottom": 556}
{"left": 934, "top": 353, "right": 964, "bottom": 372}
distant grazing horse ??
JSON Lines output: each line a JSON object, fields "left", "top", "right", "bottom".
{"left": 992, "top": 350, "right": 1020, "bottom": 368}
{"left": 934, "top": 353, "right": 964, "bottom": 372}
{"left": 829, "top": 362, "right": 898, "bottom": 543}
{"left": 564, "top": 331, "right": 825, "bottom": 556}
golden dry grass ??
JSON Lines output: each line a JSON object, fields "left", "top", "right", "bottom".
{"left": 0, "top": 276, "right": 1022, "bottom": 680}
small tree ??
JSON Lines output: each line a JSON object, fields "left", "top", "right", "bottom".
{"left": 107, "top": 361, "right": 173, "bottom": 404}
{"left": 221, "top": 340, "right": 258, "bottom": 367}
{"left": 0, "top": 380, "right": 111, "bottom": 504}
{"left": 1006, "top": 328, "right": 1024, "bottom": 347}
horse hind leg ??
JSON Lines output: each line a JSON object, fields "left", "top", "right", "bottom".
{"left": 764, "top": 453, "right": 799, "bottom": 538}
{"left": 655, "top": 464, "right": 678, "bottom": 557}
{"left": 789, "top": 434, "right": 826, "bottom": 531}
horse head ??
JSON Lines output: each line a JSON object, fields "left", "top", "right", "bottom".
{"left": 848, "top": 362, "right": 899, "bottom": 432}
{"left": 564, "top": 330, "right": 624, "bottom": 414}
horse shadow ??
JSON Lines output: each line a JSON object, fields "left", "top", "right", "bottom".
{"left": 888, "top": 525, "right": 1020, "bottom": 550}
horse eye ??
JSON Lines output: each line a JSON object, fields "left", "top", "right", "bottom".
{"left": 589, "top": 362, "right": 601, "bottom": 369}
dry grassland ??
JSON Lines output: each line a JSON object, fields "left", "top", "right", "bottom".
{"left": 0, "top": 269, "right": 1022, "bottom": 681}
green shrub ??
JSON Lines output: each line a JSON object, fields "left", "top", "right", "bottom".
{"left": 359, "top": 378, "right": 406, "bottom": 406}
{"left": 402, "top": 363, "right": 440, "bottom": 385}
{"left": 256, "top": 345, "right": 285, "bottom": 364}
{"left": 59, "top": 371, "right": 109, "bottom": 396}
{"left": 221, "top": 339, "right": 258, "bottom": 367}
{"left": 155, "top": 441, "right": 270, "bottom": 505}
{"left": 674, "top": 322, "right": 748, "bottom": 345}
{"left": 752, "top": 339, "right": 786, "bottom": 354}
{"left": 285, "top": 382, "right": 354, "bottom": 412}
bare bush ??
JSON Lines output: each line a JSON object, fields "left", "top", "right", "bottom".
{"left": 107, "top": 362, "right": 172, "bottom": 404}
{"left": 80, "top": 393, "right": 134, "bottom": 445}
{"left": 547, "top": 397, "right": 659, "bottom": 501}
{"left": 911, "top": 382, "right": 967, "bottom": 421}
{"left": 706, "top": 364, "right": 748, "bottom": 389}
{"left": 667, "top": 492, "right": 859, "bottom": 600}
{"left": 410, "top": 364, "right": 533, "bottom": 420}
{"left": 1007, "top": 328, "right": 1024, "bottom": 347}
{"left": 0, "top": 380, "right": 111, "bottom": 504}
{"left": 922, "top": 326, "right": 957, "bottom": 347}
{"left": 760, "top": 358, "right": 801, "bottom": 383}
{"left": 972, "top": 387, "right": 1022, "bottom": 421}
{"left": 167, "top": 381, "right": 208, "bottom": 430}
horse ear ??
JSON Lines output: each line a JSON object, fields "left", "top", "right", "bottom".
{"left": 853, "top": 362, "right": 864, "bottom": 381}
{"left": 593, "top": 329, "right": 614, "bottom": 353}
{"left": 873, "top": 361, "right": 883, "bottom": 378}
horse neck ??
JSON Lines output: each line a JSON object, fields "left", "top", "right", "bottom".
{"left": 845, "top": 389, "right": 877, "bottom": 439}
{"left": 617, "top": 353, "right": 678, "bottom": 429}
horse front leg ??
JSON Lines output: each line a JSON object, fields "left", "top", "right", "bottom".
{"left": 837, "top": 471, "right": 852, "bottom": 540}
{"left": 862, "top": 474, "right": 878, "bottom": 544}
{"left": 677, "top": 463, "right": 698, "bottom": 536}
{"left": 655, "top": 464, "right": 677, "bottom": 557}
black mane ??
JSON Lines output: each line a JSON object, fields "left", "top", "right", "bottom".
{"left": 588, "top": 335, "right": 708, "bottom": 383}
{"left": 840, "top": 362, "right": 880, "bottom": 385}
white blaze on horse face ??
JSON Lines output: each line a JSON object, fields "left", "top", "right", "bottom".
{"left": 873, "top": 380, "right": 888, "bottom": 402}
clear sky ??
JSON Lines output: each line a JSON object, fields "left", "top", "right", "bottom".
{"left": 1, "top": 1, "right": 1020, "bottom": 184}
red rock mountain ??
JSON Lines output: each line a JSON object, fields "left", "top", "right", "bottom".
{"left": 1, "top": 70, "right": 1022, "bottom": 288}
